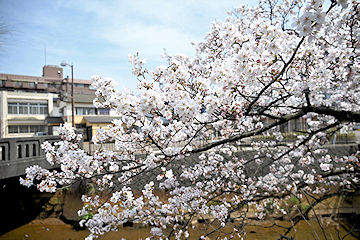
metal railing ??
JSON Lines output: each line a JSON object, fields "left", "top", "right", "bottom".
{"left": 85, "top": 132, "right": 357, "bottom": 155}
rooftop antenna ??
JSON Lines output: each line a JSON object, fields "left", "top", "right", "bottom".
{"left": 44, "top": 43, "right": 46, "bottom": 66}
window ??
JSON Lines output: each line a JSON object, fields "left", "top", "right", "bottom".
{"left": 15, "top": 81, "right": 22, "bottom": 87}
{"left": 30, "top": 126, "right": 39, "bottom": 133}
{"left": 40, "top": 105, "right": 48, "bottom": 114}
{"left": 76, "top": 124, "right": 86, "bottom": 128}
{"left": 20, "top": 126, "right": 29, "bottom": 133}
{"left": 30, "top": 104, "right": 38, "bottom": 114}
{"left": 29, "top": 82, "right": 36, "bottom": 88}
{"left": 89, "top": 85, "right": 96, "bottom": 90}
{"left": 77, "top": 83, "right": 84, "bottom": 88}
{"left": 88, "top": 108, "right": 96, "bottom": 115}
{"left": 8, "top": 103, "right": 17, "bottom": 114}
{"left": 19, "top": 103, "right": 28, "bottom": 114}
{"left": 75, "top": 107, "right": 109, "bottom": 115}
{"left": 55, "top": 84, "right": 61, "bottom": 89}
{"left": 9, "top": 126, "right": 18, "bottom": 133}
{"left": 53, "top": 98, "right": 58, "bottom": 107}
{"left": 76, "top": 108, "right": 84, "bottom": 115}
{"left": 99, "top": 109, "right": 110, "bottom": 115}
{"left": 8, "top": 125, "right": 45, "bottom": 134}
{"left": 7, "top": 103, "right": 48, "bottom": 115}
{"left": 76, "top": 108, "right": 98, "bottom": 115}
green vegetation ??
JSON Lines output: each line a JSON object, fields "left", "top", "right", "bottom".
{"left": 81, "top": 212, "right": 94, "bottom": 220}
{"left": 288, "top": 197, "right": 299, "bottom": 205}
{"left": 299, "top": 203, "right": 310, "bottom": 211}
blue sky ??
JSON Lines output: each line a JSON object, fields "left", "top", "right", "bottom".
{"left": 0, "top": 0, "right": 253, "bottom": 91}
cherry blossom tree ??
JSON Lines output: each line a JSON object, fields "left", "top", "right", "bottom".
{"left": 21, "top": 0, "right": 360, "bottom": 239}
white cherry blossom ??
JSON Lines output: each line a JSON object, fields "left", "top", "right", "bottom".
{"left": 20, "top": 1, "right": 360, "bottom": 239}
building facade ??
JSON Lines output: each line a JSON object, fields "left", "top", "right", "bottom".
{"left": 0, "top": 65, "right": 97, "bottom": 138}
{"left": 0, "top": 65, "right": 96, "bottom": 95}
{"left": 0, "top": 65, "right": 123, "bottom": 140}
{"left": 58, "top": 94, "right": 120, "bottom": 141}
{"left": 0, "top": 91, "right": 55, "bottom": 138}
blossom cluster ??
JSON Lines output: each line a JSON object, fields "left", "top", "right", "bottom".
{"left": 20, "top": 0, "right": 360, "bottom": 239}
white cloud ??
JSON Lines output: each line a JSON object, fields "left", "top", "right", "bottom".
{"left": 0, "top": 0, "right": 255, "bottom": 91}
{"left": 78, "top": 0, "right": 251, "bottom": 59}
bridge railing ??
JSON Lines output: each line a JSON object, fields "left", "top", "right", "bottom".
{"left": 0, "top": 136, "right": 61, "bottom": 179}
{"left": 84, "top": 131, "right": 357, "bottom": 155}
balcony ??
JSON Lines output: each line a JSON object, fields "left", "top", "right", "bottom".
{"left": 22, "top": 82, "right": 30, "bottom": 88}
{"left": 5, "top": 80, "right": 15, "bottom": 88}
{"left": 36, "top": 83, "right": 45, "bottom": 90}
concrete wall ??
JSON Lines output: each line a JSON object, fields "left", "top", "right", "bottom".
{"left": 0, "top": 135, "right": 61, "bottom": 179}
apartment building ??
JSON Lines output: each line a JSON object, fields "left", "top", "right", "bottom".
{"left": 0, "top": 65, "right": 95, "bottom": 95}
{"left": 0, "top": 65, "right": 96, "bottom": 138}
{"left": 0, "top": 91, "right": 56, "bottom": 138}
{"left": 0, "top": 65, "right": 121, "bottom": 139}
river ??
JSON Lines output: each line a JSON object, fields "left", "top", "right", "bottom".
{"left": 1, "top": 217, "right": 358, "bottom": 240}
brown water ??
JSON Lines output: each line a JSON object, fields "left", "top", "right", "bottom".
{"left": 1, "top": 218, "right": 358, "bottom": 240}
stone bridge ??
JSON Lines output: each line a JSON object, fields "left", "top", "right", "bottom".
{"left": 1, "top": 133, "right": 359, "bottom": 181}
{"left": 0, "top": 136, "right": 61, "bottom": 179}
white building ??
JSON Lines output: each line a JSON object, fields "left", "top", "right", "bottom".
{"left": 0, "top": 91, "right": 59, "bottom": 138}
{"left": 0, "top": 65, "right": 124, "bottom": 140}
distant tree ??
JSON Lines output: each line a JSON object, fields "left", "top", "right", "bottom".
{"left": 21, "top": 0, "right": 360, "bottom": 239}
{"left": 0, "top": 17, "right": 12, "bottom": 53}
